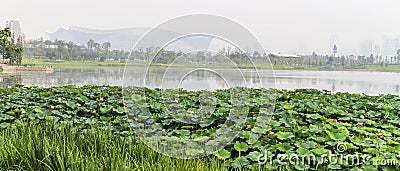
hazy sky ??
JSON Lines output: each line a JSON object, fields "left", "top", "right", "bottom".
{"left": 1, "top": 0, "right": 400, "bottom": 55}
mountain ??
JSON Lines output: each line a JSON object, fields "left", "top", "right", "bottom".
{"left": 46, "top": 26, "right": 212, "bottom": 51}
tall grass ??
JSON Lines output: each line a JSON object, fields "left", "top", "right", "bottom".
{"left": 0, "top": 122, "right": 229, "bottom": 171}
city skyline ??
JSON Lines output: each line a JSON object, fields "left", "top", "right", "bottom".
{"left": 1, "top": 0, "right": 400, "bottom": 56}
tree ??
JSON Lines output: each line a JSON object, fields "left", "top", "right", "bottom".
{"left": 66, "top": 41, "right": 74, "bottom": 60}
{"left": 101, "top": 41, "right": 111, "bottom": 60}
{"left": 87, "top": 39, "right": 95, "bottom": 51}
{"left": 252, "top": 51, "right": 260, "bottom": 58}
{"left": 145, "top": 48, "right": 152, "bottom": 62}
{"left": 0, "top": 28, "right": 12, "bottom": 63}
{"left": 55, "top": 40, "right": 65, "bottom": 60}
{"left": 0, "top": 28, "right": 23, "bottom": 65}
{"left": 366, "top": 54, "right": 374, "bottom": 65}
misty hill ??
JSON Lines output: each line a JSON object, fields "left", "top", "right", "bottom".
{"left": 46, "top": 26, "right": 212, "bottom": 51}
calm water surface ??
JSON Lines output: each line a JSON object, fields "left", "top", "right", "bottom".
{"left": 0, "top": 67, "right": 399, "bottom": 95}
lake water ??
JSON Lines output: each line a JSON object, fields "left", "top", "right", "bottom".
{"left": 0, "top": 67, "right": 399, "bottom": 95}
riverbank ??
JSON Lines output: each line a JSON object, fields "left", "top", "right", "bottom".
{"left": 22, "top": 57, "right": 400, "bottom": 72}
{"left": 0, "top": 85, "right": 399, "bottom": 170}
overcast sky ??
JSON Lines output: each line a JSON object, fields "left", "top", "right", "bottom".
{"left": 1, "top": 0, "right": 400, "bottom": 55}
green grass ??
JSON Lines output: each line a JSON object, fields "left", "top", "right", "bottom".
{"left": 21, "top": 57, "right": 135, "bottom": 69}
{"left": 21, "top": 57, "right": 270, "bottom": 69}
{"left": 364, "top": 64, "right": 400, "bottom": 72}
{"left": 23, "top": 57, "right": 400, "bottom": 72}
{"left": 0, "top": 122, "right": 229, "bottom": 171}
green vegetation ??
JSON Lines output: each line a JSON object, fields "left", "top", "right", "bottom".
{"left": 0, "top": 122, "right": 227, "bottom": 170}
{"left": 0, "top": 85, "right": 399, "bottom": 170}
{"left": 21, "top": 56, "right": 400, "bottom": 72}
{"left": 23, "top": 38, "right": 400, "bottom": 72}
{"left": 0, "top": 28, "right": 23, "bottom": 65}
{"left": 24, "top": 39, "right": 126, "bottom": 62}
{"left": 22, "top": 57, "right": 128, "bottom": 69}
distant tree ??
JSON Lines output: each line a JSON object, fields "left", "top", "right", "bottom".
{"left": 368, "top": 54, "right": 374, "bottom": 64}
{"left": 66, "top": 41, "right": 74, "bottom": 60}
{"left": 87, "top": 39, "right": 95, "bottom": 51}
{"left": 101, "top": 41, "right": 111, "bottom": 51}
{"left": 340, "top": 56, "right": 345, "bottom": 67}
{"left": 312, "top": 51, "right": 318, "bottom": 57}
{"left": 252, "top": 51, "right": 260, "bottom": 58}
{"left": 13, "top": 36, "right": 23, "bottom": 65}
{"left": 101, "top": 41, "right": 111, "bottom": 60}
{"left": 137, "top": 47, "right": 144, "bottom": 61}
{"left": 145, "top": 48, "right": 152, "bottom": 62}
{"left": 93, "top": 43, "right": 101, "bottom": 60}
{"left": 94, "top": 43, "right": 100, "bottom": 52}
{"left": 55, "top": 40, "right": 65, "bottom": 60}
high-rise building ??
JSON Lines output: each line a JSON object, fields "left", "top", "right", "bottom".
{"left": 358, "top": 40, "right": 374, "bottom": 57}
{"left": 6, "top": 20, "right": 22, "bottom": 41}
{"left": 381, "top": 36, "right": 399, "bottom": 58}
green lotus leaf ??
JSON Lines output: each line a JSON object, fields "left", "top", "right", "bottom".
{"left": 312, "top": 147, "right": 330, "bottom": 155}
{"left": 276, "top": 132, "right": 295, "bottom": 140}
{"left": 283, "top": 104, "right": 294, "bottom": 110}
{"left": 0, "top": 114, "right": 14, "bottom": 121}
{"left": 100, "top": 105, "right": 113, "bottom": 114}
{"left": 277, "top": 143, "right": 294, "bottom": 152}
{"left": 246, "top": 151, "right": 261, "bottom": 162}
{"left": 363, "top": 148, "right": 379, "bottom": 155}
{"left": 349, "top": 167, "right": 364, "bottom": 171}
{"left": 113, "top": 107, "right": 126, "bottom": 114}
{"left": 214, "top": 149, "right": 231, "bottom": 160}
{"left": 296, "top": 148, "right": 311, "bottom": 155}
{"left": 362, "top": 165, "right": 378, "bottom": 171}
{"left": 66, "top": 101, "right": 76, "bottom": 109}
{"left": 327, "top": 131, "right": 348, "bottom": 141}
{"left": 234, "top": 141, "right": 249, "bottom": 152}
{"left": 231, "top": 156, "right": 250, "bottom": 168}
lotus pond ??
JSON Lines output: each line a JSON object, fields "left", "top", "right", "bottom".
{"left": 0, "top": 85, "right": 399, "bottom": 170}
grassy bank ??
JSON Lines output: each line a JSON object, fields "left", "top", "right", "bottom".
{"left": 21, "top": 57, "right": 267, "bottom": 69}
{"left": 0, "top": 85, "right": 399, "bottom": 170}
{"left": 21, "top": 57, "right": 400, "bottom": 72}
{"left": 22, "top": 57, "right": 132, "bottom": 69}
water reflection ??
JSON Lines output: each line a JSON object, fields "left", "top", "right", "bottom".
{"left": 0, "top": 75, "right": 22, "bottom": 88}
{"left": 0, "top": 67, "right": 399, "bottom": 95}
{"left": 271, "top": 70, "right": 400, "bottom": 95}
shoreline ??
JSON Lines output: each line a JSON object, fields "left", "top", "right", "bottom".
{"left": 21, "top": 57, "right": 400, "bottom": 73}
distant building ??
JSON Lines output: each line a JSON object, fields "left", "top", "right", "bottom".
{"left": 6, "top": 20, "right": 23, "bottom": 41}
{"left": 382, "top": 36, "right": 399, "bottom": 58}
{"left": 333, "top": 45, "right": 338, "bottom": 57}
{"left": 358, "top": 40, "right": 374, "bottom": 57}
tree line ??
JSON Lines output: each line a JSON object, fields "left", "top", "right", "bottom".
{"left": 23, "top": 38, "right": 400, "bottom": 69}
{"left": 24, "top": 39, "right": 130, "bottom": 62}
